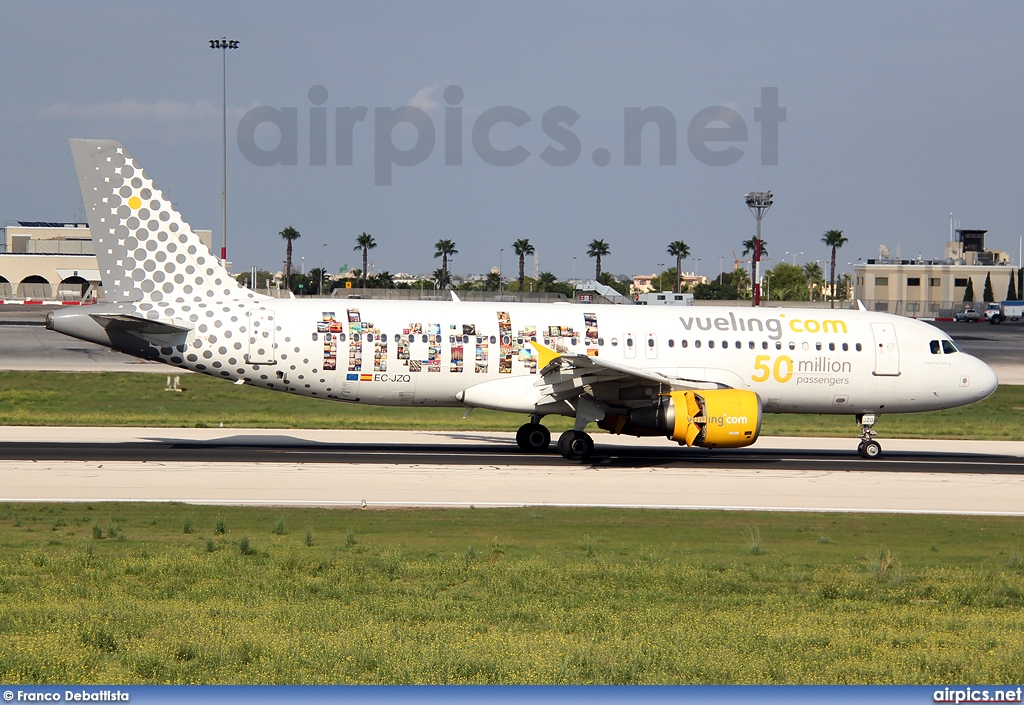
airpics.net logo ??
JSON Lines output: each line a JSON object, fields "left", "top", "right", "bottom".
{"left": 236, "top": 85, "right": 786, "bottom": 185}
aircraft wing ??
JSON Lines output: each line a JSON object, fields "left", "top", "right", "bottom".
{"left": 530, "top": 341, "right": 724, "bottom": 405}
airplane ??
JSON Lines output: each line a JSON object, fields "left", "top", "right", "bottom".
{"left": 48, "top": 139, "right": 999, "bottom": 461}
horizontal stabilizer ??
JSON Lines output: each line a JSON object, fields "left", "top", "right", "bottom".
{"left": 90, "top": 313, "right": 193, "bottom": 335}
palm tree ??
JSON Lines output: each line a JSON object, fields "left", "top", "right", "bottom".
{"left": 536, "top": 271, "right": 558, "bottom": 292}
{"left": 353, "top": 232, "right": 376, "bottom": 288}
{"left": 512, "top": 238, "right": 535, "bottom": 291}
{"left": 803, "top": 262, "right": 824, "bottom": 301}
{"left": 821, "top": 229, "right": 849, "bottom": 309}
{"left": 587, "top": 239, "right": 610, "bottom": 280}
{"left": 369, "top": 270, "right": 394, "bottom": 289}
{"left": 666, "top": 240, "right": 690, "bottom": 293}
{"left": 279, "top": 226, "right": 301, "bottom": 291}
{"left": 433, "top": 239, "right": 458, "bottom": 289}
{"left": 484, "top": 271, "right": 503, "bottom": 290}
{"left": 741, "top": 237, "right": 768, "bottom": 297}
{"left": 731, "top": 266, "right": 751, "bottom": 299}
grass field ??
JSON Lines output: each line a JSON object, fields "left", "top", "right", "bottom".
{"left": 0, "top": 371, "right": 1022, "bottom": 439}
{"left": 0, "top": 503, "right": 1022, "bottom": 684}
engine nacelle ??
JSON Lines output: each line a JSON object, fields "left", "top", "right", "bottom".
{"left": 598, "top": 389, "right": 762, "bottom": 448}
{"left": 670, "top": 389, "right": 761, "bottom": 448}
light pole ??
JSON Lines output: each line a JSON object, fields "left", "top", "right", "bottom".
{"left": 718, "top": 254, "right": 724, "bottom": 284}
{"left": 786, "top": 251, "right": 803, "bottom": 266}
{"left": 319, "top": 243, "right": 327, "bottom": 296}
{"left": 209, "top": 37, "right": 239, "bottom": 264}
{"left": 571, "top": 256, "right": 577, "bottom": 283}
{"left": 499, "top": 248, "right": 504, "bottom": 296}
{"left": 744, "top": 191, "right": 773, "bottom": 306}
{"left": 656, "top": 263, "right": 665, "bottom": 293}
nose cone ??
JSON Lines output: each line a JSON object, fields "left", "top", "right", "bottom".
{"left": 971, "top": 357, "right": 999, "bottom": 401}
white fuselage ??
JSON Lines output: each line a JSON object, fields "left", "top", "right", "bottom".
{"left": 53, "top": 297, "right": 998, "bottom": 417}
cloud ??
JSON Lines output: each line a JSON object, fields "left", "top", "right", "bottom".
{"left": 39, "top": 99, "right": 224, "bottom": 122}
{"left": 406, "top": 84, "right": 443, "bottom": 112}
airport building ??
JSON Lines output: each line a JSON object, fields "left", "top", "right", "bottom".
{"left": 852, "top": 229, "right": 1017, "bottom": 317}
{"left": 0, "top": 221, "right": 213, "bottom": 301}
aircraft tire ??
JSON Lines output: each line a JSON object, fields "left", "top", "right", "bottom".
{"left": 516, "top": 423, "right": 551, "bottom": 453}
{"left": 858, "top": 440, "right": 881, "bottom": 459}
{"left": 557, "top": 430, "right": 593, "bottom": 461}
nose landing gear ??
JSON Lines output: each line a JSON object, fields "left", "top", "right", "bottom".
{"left": 857, "top": 413, "right": 881, "bottom": 458}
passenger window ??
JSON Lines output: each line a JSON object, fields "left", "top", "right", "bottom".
{"left": 748, "top": 341, "right": 755, "bottom": 349}
{"left": 312, "top": 333, "right": 318, "bottom": 341}
{"left": 598, "top": 337, "right": 604, "bottom": 346}
{"left": 449, "top": 335, "right": 456, "bottom": 343}
{"left": 668, "top": 339, "right": 675, "bottom": 348}
{"left": 842, "top": 343, "right": 849, "bottom": 352}
{"left": 340, "top": 333, "right": 347, "bottom": 342}
{"left": 788, "top": 342, "right": 796, "bottom": 350}
{"left": 647, "top": 338, "right": 655, "bottom": 348}
{"left": 367, "top": 334, "right": 374, "bottom": 342}
{"left": 421, "top": 335, "right": 428, "bottom": 343}
{"left": 855, "top": 343, "right": 862, "bottom": 352}
{"left": 734, "top": 341, "right": 741, "bottom": 349}
{"left": 816, "top": 342, "right": 822, "bottom": 351}
{"left": 681, "top": 339, "right": 688, "bottom": 348}
{"left": 930, "top": 340, "right": 941, "bottom": 354}
{"left": 762, "top": 341, "right": 769, "bottom": 350}
{"left": 381, "top": 334, "right": 388, "bottom": 343}
{"left": 775, "top": 342, "right": 782, "bottom": 350}
{"left": 490, "top": 336, "right": 496, "bottom": 344}
{"left": 626, "top": 337, "right": 634, "bottom": 347}
{"left": 708, "top": 340, "right": 715, "bottom": 349}
{"left": 611, "top": 338, "right": 619, "bottom": 347}
{"left": 828, "top": 342, "right": 835, "bottom": 351}
{"left": 695, "top": 340, "right": 701, "bottom": 348}
{"left": 353, "top": 334, "right": 361, "bottom": 342}
{"left": 942, "top": 340, "right": 958, "bottom": 354}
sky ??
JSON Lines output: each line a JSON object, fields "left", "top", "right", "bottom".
{"left": 2, "top": 1, "right": 1023, "bottom": 281}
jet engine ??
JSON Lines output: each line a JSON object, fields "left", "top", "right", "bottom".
{"left": 598, "top": 389, "right": 762, "bottom": 448}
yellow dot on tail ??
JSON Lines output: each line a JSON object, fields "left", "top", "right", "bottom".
{"left": 127, "top": 196, "right": 141, "bottom": 209}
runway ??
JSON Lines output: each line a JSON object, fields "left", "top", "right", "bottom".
{"left": 2, "top": 428, "right": 1024, "bottom": 514}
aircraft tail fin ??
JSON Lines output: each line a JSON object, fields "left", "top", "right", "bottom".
{"left": 70, "top": 139, "right": 260, "bottom": 305}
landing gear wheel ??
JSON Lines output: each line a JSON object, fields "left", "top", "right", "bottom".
{"left": 516, "top": 423, "right": 551, "bottom": 453}
{"left": 557, "top": 430, "right": 594, "bottom": 461}
{"left": 858, "top": 440, "right": 882, "bottom": 459}
{"left": 856, "top": 413, "right": 881, "bottom": 459}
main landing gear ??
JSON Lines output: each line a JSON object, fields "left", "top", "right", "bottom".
{"left": 556, "top": 430, "right": 594, "bottom": 461}
{"left": 857, "top": 413, "right": 881, "bottom": 459}
{"left": 516, "top": 417, "right": 551, "bottom": 453}
{"left": 515, "top": 417, "right": 594, "bottom": 461}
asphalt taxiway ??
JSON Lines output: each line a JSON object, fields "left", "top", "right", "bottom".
{"left": 2, "top": 428, "right": 1023, "bottom": 514}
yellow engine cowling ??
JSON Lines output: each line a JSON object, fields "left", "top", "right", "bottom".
{"left": 670, "top": 389, "right": 762, "bottom": 448}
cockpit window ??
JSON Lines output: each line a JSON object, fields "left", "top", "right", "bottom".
{"left": 941, "top": 339, "right": 959, "bottom": 354}
{"left": 929, "top": 340, "right": 940, "bottom": 354}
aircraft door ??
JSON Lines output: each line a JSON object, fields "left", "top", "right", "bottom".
{"left": 246, "top": 310, "right": 277, "bottom": 364}
{"left": 870, "top": 322, "right": 900, "bottom": 376}
{"left": 645, "top": 333, "right": 658, "bottom": 359}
